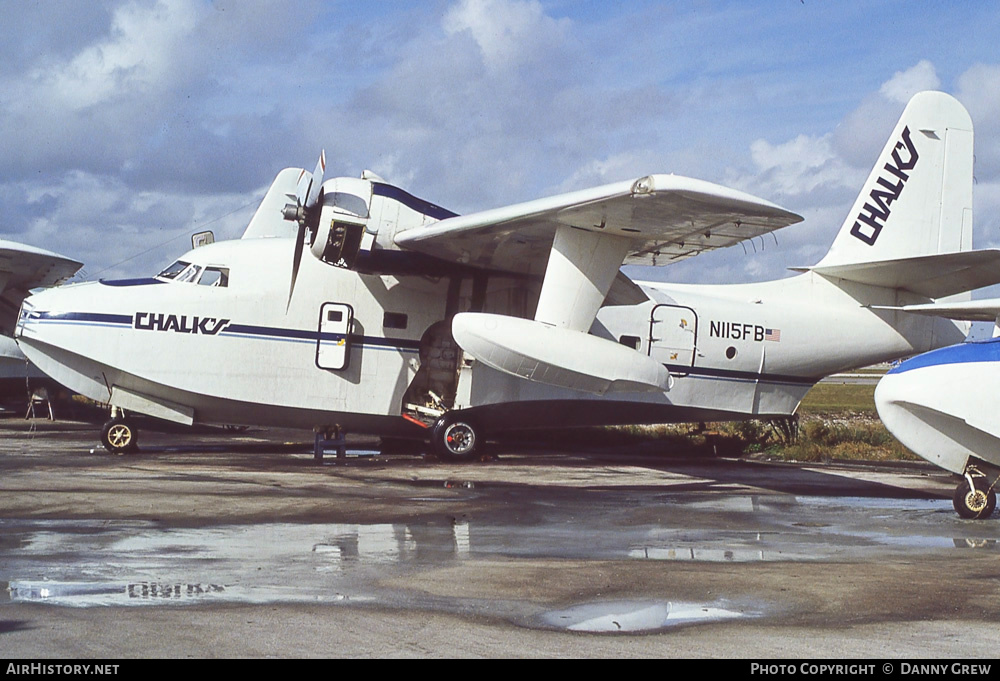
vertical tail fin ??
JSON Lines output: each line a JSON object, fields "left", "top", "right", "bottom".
{"left": 816, "top": 91, "right": 973, "bottom": 269}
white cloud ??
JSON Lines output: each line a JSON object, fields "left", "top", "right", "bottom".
{"left": 745, "top": 134, "right": 860, "bottom": 198}
{"left": 32, "top": 0, "right": 199, "bottom": 111}
{"left": 552, "top": 151, "right": 663, "bottom": 194}
{"left": 831, "top": 61, "right": 943, "bottom": 170}
{"left": 955, "top": 63, "right": 1000, "bottom": 182}
{"left": 12, "top": 169, "right": 259, "bottom": 281}
{"left": 956, "top": 63, "right": 1000, "bottom": 121}
{"left": 442, "top": 0, "right": 570, "bottom": 74}
{"left": 879, "top": 60, "right": 941, "bottom": 104}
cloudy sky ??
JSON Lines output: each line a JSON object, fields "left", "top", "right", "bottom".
{"left": 3, "top": 0, "right": 1000, "bottom": 287}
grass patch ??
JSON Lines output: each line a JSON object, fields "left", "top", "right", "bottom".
{"left": 798, "top": 382, "right": 877, "bottom": 415}
{"left": 626, "top": 418, "right": 920, "bottom": 463}
{"left": 515, "top": 415, "right": 919, "bottom": 464}
{"left": 758, "top": 418, "right": 919, "bottom": 463}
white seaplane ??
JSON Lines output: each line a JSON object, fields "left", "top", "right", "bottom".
{"left": 14, "top": 91, "right": 1000, "bottom": 462}
{"left": 875, "top": 299, "right": 1000, "bottom": 519}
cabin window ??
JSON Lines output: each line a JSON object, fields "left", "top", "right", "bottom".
{"left": 619, "top": 335, "right": 641, "bottom": 350}
{"left": 328, "top": 310, "right": 343, "bottom": 323}
{"left": 383, "top": 312, "right": 408, "bottom": 329}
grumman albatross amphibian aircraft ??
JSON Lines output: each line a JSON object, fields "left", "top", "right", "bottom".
{"left": 15, "top": 91, "right": 1000, "bottom": 462}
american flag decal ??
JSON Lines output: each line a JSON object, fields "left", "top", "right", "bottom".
{"left": 764, "top": 328, "right": 781, "bottom": 342}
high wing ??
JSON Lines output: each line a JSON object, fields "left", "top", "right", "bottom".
{"left": 0, "top": 239, "right": 82, "bottom": 335}
{"left": 394, "top": 174, "right": 802, "bottom": 275}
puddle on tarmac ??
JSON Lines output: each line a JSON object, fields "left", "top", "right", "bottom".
{"left": 2, "top": 494, "right": 995, "bottom": 624}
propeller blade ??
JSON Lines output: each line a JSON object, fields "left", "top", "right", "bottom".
{"left": 285, "top": 151, "right": 327, "bottom": 224}
{"left": 287, "top": 221, "right": 307, "bottom": 311}
{"left": 286, "top": 150, "right": 327, "bottom": 311}
{"left": 294, "top": 168, "right": 313, "bottom": 209}
{"left": 304, "top": 150, "right": 326, "bottom": 209}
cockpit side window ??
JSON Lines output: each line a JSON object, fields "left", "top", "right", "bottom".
{"left": 174, "top": 263, "right": 203, "bottom": 283}
{"left": 198, "top": 267, "right": 230, "bottom": 287}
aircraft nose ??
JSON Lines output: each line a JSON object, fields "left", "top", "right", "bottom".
{"left": 874, "top": 366, "right": 942, "bottom": 441}
{"left": 14, "top": 290, "right": 46, "bottom": 339}
{"left": 873, "top": 370, "right": 907, "bottom": 429}
{"left": 13, "top": 282, "right": 106, "bottom": 350}
{"left": 874, "top": 362, "right": 977, "bottom": 475}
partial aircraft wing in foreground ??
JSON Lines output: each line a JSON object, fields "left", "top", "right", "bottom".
{"left": 0, "top": 239, "right": 83, "bottom": 335}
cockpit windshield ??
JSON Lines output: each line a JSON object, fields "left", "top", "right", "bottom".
{"left": 156, "top": 260, "right": 229, "bottom": 287}
{"left": 157, "top": 260, "right": 191, "bottom": 280}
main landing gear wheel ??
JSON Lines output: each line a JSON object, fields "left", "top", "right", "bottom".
{"left": 431, "top": 413, "right": 481, "bottom": 463}
{"left": 953, "top": 476, "right": 997, "bottom": 520}
{"left": 101, "top": 417, "right": 139, "bottom": 455}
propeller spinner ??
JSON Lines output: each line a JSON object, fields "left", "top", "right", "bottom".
{"left": 283, "top": 150, "right": 326, "bottom": 309}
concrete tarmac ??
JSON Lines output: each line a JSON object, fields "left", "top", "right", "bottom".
{"left": 1, "top": 417, "right": 997, "bottom": 659}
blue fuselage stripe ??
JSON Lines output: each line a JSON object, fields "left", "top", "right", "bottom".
{"left": 24, "top": 312, "right": 421, "bottom": 352}
{"left": 371, "top": 182, "right": 458, "bottom": 221}
{"left": 34, "top": 311, "right": 134, "bottom": 324}
{"left": 889, "top": 339, "right": 1000, "bottom": 374}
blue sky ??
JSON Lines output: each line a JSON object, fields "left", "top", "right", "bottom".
{"left": 2, "top": 0, "right": 1000, "bottom": 285}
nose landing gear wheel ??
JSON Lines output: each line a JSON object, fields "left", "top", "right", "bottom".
{"left": 101, "top": 417, "right": 139, "bottom": 455}
{"left": 431, "top": 414, "right": 480, "bottom": 462}
{"left": 953, "top": 476, "right": 996, "bottom": 519}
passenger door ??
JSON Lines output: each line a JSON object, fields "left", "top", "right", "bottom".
{"left": 648, "top": 304, "right": 697, "bottom": 373}
{"left": 316, "top": 303, "right": 353, "bottom": 370}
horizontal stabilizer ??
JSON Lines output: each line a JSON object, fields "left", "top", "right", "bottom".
{"left": 872, "top": 297, "right": 1000, "bottom": 322}
{"left": 792, "top": 249, "right": 1000, "bottom": 298}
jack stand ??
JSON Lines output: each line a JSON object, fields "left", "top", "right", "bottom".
{"left": 314, "top": 426, "right": 346, "bottom": 462}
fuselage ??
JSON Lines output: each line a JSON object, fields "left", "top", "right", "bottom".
{"left": 14, "top": 234, "right": 965, "bottom": 436}
{"left": 876, "top": 339, "right": 1000, "bottom": 475}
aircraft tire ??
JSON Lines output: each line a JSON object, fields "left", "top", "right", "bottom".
{"left": 953, "top": 477, "right": 997, "bottom": 520}
{"left": 101, "top": 417, "right": 139, "bottom": 455}
{"left": 431, "top": 413, "right": 480, "bottom": 463}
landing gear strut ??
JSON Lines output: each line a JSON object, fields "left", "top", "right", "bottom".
{"left": 101, "top": 416, "right": 139, "bottom": 455}
{"left": 953, "top": 473, "right": 997, "bottom": 520}
{"left": 431, "top": 412, "right": 481, "bottom": 463}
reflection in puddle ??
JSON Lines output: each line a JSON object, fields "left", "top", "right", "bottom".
{"left": 630, "top": 547, "right": 769, "bottom": 562}
{"left": 8, "top": 581, "right": 232, "bottom": 607}
{"left": 539, "top": 600, "right": 745, "bottom": 632}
